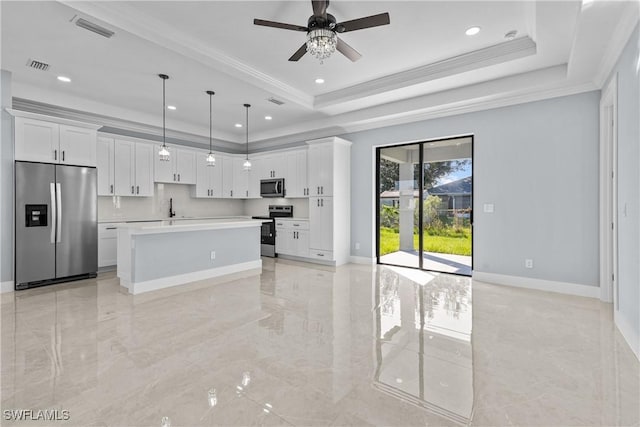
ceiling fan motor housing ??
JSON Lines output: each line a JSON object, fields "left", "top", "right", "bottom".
{"left": 308, "top": 13, "right": 341, "bottom": 32}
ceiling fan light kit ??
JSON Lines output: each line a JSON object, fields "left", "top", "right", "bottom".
{"left": 254, "top": 0, "right": 389, "bottom": 63}
{"left": 306, "top": 28, "right": 337, "bottom": 63}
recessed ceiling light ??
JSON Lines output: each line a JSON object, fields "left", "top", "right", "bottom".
{"left": 504, "top": 30, "right": 518, "bottom": 40}
{"left": 315, "top": 78, "right": 325, "bottom": 84}
{"left": 57, "top": 76, "right": 71, "bottom": 83}
{"left": 265, "top": 116, "right": 272, "bottom": 120}
{"left": 167, "top": 105, "right": 177, "bottom": 110}
{"left": 235, "top": 123, "right": 242, "bottom": 128}
{"left": 465, "top": 26, "right": 481, "bottom": 36}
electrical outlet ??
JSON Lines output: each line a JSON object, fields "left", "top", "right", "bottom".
{"left": 525, "top": 259, "right": 533, "bottom": 269}
{"left": 210, "top": 251, "right": 216, "bottom": 260}
{"left": 355, "top": 242, "right": 360, "bottom": 250}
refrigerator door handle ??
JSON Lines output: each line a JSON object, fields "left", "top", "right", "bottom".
{"left": 50, "top": 183, "right": 56, "bottom": 244}
{"left": 56, "top": 183, "right": 62, "bottom": 243}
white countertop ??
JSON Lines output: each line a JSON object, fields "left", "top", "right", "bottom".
{"left": 273, "top": 217, "right": 309, "bottom": 221}
{"left": 118, "top": 217, "right": 265, "bottom": 235}
{"left": 99, "top": 216, "right": 250, "bottom": 224}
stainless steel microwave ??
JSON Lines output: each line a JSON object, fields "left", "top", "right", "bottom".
{"left": 260, "top": 178, "right": 285, "bottom": 198}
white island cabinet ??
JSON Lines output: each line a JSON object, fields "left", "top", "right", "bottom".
{"left": 117, "top": 218, "right": 264, "bottom": 294}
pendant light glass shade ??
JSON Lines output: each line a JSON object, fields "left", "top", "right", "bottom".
{"left": 158, "top": 74, "right": 170, "bottom": 161}
{"left": 243, "top": 103, "right": 251, "bottom": 171}
{"left": 206, "top": 90, "right": 216, "bottom": 166}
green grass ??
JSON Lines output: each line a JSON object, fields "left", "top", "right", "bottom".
{"left": 379, "top": 226, "right": 471, "bottom": 256}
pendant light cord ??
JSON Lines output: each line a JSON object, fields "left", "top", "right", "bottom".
{"left": 244, "top": 104, "right": 251, "bottom": 160}
{"left": 162, "top": 77, "right": 166, "bottom": 146}
{"left": 209, "top": 93, "right": 213, "bottom": 152}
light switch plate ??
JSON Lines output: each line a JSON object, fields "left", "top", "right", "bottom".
{"left": 483, "top": 203, "right": 494, "bottom": 213}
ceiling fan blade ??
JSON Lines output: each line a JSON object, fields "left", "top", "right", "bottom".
{"left": 289, "top": 44, "right": 308, "bottom": 61}
{"left": 311, "top": 0, "right": 328, "bottom": 18}
{"left": 254, "top": 19, "right": 308, "bottom": 32}
{"left": 336, "top": 38, "right": 362, "bottom": 62}
{"left": 336, "top": 12, "right": 390, "bottom": 33}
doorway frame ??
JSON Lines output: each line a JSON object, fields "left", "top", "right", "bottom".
{"left": 375, "top": 134, "right": 474, "bottom": 276}
{"left": 599, "top": 75, "right": 618, "bottom": 305}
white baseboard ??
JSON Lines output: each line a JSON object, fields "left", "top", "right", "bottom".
{"left": 1, "top": 281, "right": 14, "bottom": 293}
{"left": 472, "top": 271, "right": 600, "bottom": 299}
{"left": 615, "top": 310, "right": 640, "bottom": 361}
{"left": 121, "top": 260, "right": 262, "bottom": 295}
{"left": 349, "top": 256, "right": 376, "bottom": 265}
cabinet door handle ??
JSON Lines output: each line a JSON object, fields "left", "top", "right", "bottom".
{"left": 293, "top": 224, "right": 299, "bottom": 227}
{"left": 105, "top": 227, "right": 117, "bottom": 230}
{"left": 54, "top": 150, "right": 57, "bottom": 161}
{"left": 131, "top": 186, "right": 134, "bottom": 194}
{"left": 178, "top": 174, "right": 180, "bottom": 182}
{"left": 173, "top": 173, "right": 176, "bottom": 181}
{"left": 110, "top": 184, "right": 114, "bottom": 194}
{"left": 62, "top": 151, "right": 65, "bottom": 162}
{"left": 231, "top": 190, "right": 233, "bottom": 197}
{"left": 317, "top": 253, "right": 325, "bottom": 257}
{"left": 317, "top": 186, "right": 320, "bottom": 195}
{"left": 207, "top": 189, "right": 210, "bottom": 196}
{"left": 136, "top": 186, "right": 139, "bottom": 194}
{"left": 246, "top": 190, "right": 248, "bottom": 197}
{"left": 317, "top": 199, "right": 320, "bottom": 207}
{"left": 321, "top": 198, "right": 324, "bottom": 207}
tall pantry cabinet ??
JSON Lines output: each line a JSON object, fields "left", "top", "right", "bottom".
{"left": 307, "top": 137, "right": 351, "bottom": 266}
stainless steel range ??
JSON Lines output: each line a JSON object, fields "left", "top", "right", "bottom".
{"left": 252, "top": 205, "right": 293, "bottom": 257}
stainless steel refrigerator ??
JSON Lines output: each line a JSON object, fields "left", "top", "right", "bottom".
{"left": 15, "top": 161, "right": 97, "bottom": 290}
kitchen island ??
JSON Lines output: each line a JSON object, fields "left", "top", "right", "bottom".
{"left": 117, "top": 217, "right": 264, "bottom": 295}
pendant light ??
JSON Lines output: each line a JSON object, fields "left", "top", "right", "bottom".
{"left": 158, "top": 74, "right": 170, "bottom": 161}
{"left": 242, "top": 103, "right": 251, "bottom": 171}
{"left": 205, "top": 90, "right": 216, "bottom": 166}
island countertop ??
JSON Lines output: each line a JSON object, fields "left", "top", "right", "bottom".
{"left": 117, "top": 217, "right": 266, "bottom": 235}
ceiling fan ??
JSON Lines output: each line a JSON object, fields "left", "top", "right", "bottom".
{"left": 254, "top": 0, "right": 390, "bottom": 62}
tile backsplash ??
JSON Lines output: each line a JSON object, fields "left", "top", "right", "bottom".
{"left": 98, "top": 183, "right": 310, "bottom": 221}
{"left": 98, "top": 183, "right": 244, "bottom": 221}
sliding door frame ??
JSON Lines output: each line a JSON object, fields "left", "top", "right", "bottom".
{"left": 375, "top": 134, "right": 474, "bottom": 276}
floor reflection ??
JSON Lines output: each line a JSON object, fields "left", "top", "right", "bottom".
{"left": 374, "top": 266, "right": 473, "bottom": 425}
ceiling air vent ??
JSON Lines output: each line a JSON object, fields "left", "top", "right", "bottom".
{"left": 75, "top": 18, "right": 115, "bottom": 38}
{"left": 267, "top": 97, "right": 285, "bottom": 106}
{"left": 26, "top": 59, "right": 50, "bottom": 71}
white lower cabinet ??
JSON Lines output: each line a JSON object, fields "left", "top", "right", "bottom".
{"left": 275, "top": 219, "right": 309, "bottom": 258}
{"left": 98, "top": 223, "right": 122, "bottom": 268}
{"left": 309, "top": 197, "right": 334, "bottom": 259}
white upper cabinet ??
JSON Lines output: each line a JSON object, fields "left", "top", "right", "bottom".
{"left": 134, "top": 142, "right": 154, "bottom": 196}
{"left": 194, "top": 151, "right": 223, "bottom": 198}
{"left": 221, "top": 155, "right": 234, "bottom": 198}
{"left": 97, "top": 137, "right": 114, "bottom": 196}
{"left": 260, "top": 155, "right": 286, "bottom": 179}
{"left": 308, "top": 143, "right": 333, "bottom": 197}
{"left": 247, "top": 157, "right": 261, "bottom": 199}
{"left": 97, "top": 136, "right": 154, "bottom": 197}
{"left": 232, "top": 157, "right": 249, "bottom": 199}
{"left": 154, "top": 145, "right": 196, "bottom": 184}
{"left": 13, "top": 114, "right": 98, "bottom": 166}
{"left": 284, "top": 149, "right": 308, "bottom": 198}
{"left": 59, "top": 125, "right": 97, "bottom": 166}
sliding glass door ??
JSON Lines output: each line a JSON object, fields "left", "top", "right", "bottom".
{"left": 377, "top": 136, "right": 473, "bottom": 276}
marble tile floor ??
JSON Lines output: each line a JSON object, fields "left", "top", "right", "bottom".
{"left": 1, "top": 259, "right": 638, "bottom": 426}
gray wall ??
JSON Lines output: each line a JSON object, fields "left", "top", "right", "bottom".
{"left": 0, "top": 70, "right": 13, "bottom": 283}
{"left": 605, "top": 25, "right": 639, "bottom": 351}
{"left": 346, "top": 91, "right": 600, "bottom": 287}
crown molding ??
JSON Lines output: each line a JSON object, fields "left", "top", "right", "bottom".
{"left": 58, "top": 1, "right": 314, "bottom": 109}
{"left": 314, "top": 37, "right": 537, "bottom": 109}
{"left": 593, "top": 3, "right": 639, "bottom": 88}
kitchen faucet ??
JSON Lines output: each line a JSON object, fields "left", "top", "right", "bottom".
{"left": 169, "top": 198, "right": 176, "bottom": 218}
